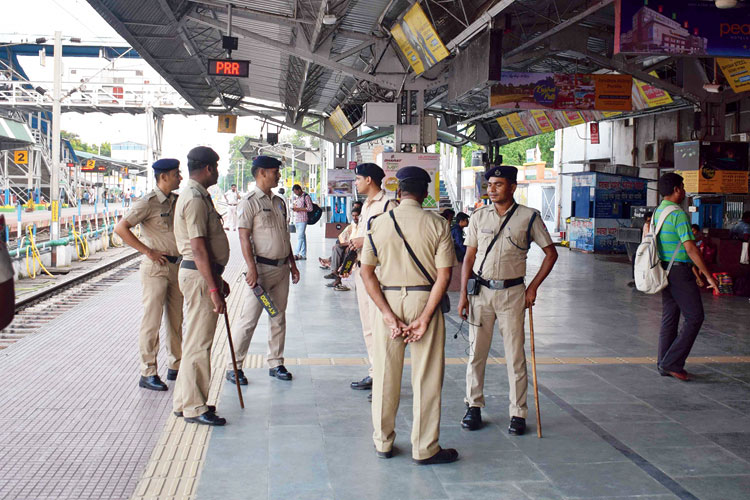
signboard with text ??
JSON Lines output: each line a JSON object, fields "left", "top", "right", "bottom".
{"left": 490, "top": 72, "right": 632, "bottom": 111}
{"left": 390, "top": 3, "right": 449, "bottom": 75}
{"left": 326, "top": 169, "right": 355, "bottom": 197}
{"left": 377, "top": 152, "right": 440, "bottom": 209}
{"left": 615, "top": 0, "right": 750, "bottom": 57}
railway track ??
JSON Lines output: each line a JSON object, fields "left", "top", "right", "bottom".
{"left": 2, "top": 251, "right": 141, "bottom": 349}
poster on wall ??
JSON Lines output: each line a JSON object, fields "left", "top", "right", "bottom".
{"left": 569, "top": 218, "right": 594, "bottom": 252}
{"left": 377, "top": 152, "right": 441, "bottom": 209}
{"left": 390, "top": 3, "right": 450, "bottom": 75}
{"left": 615, "top": 0, "right": 750, "bottom": 57}
{"left": 490, "top": 72, "right": 632, "bottom": 111}
{"left": 326, "top": 169, "right": 355, "bottom": 197}
{"left": 475, "top": 171, "right": 489, "bottom": 201}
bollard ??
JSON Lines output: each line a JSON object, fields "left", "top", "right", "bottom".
{"left": 16, "top": 202, "right": 22, "bottom": 239}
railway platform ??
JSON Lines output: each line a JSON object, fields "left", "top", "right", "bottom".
{"left": 2, "top": 225, "right": 750, "bottom": 500}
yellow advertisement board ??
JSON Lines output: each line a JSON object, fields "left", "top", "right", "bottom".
{"left": 391, "top": 3, "right": 449, "bottom": 75}
{"left": 328, "top": 106, "right": 353, "bottom": 139}
{"left": 678, "top": 169, "right": 749, "bottom": 194}
{"left": 506, "top": 113, "right": 529, "bottom": 137}
{"left": 562, "top": 111, "right": 585, "bottom": 126}
{"left": 634, "top": 72, "right": 673, "bottom": 107}
{"left": 496, "top": 116, "right": 517, "bottom": 139}
{"left": 717, "top": 58, "right": 750, "bottom": 93}
{"left": 530, "top": 110, "right": 554, "bottom": 133}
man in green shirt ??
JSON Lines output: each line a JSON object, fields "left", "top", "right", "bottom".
{"left": 654, "top": 173, "right": 717, "bottom": 381}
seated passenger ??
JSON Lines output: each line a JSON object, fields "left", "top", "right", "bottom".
{"left": 323, "top": 207, "right": 360, "bottom": 291}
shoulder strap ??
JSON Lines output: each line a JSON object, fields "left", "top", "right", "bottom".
{"left": 383, "top": 199, "right": 389, "bottom": 212}
{"left": 653, "top": 204, "right": 679, "bottom": 237}
{"left": 477, "top": 203, "right": 518, "bottom": 277}
{"left": 389, "top": 211, "right": 435, "bottom": 285}
{"left": 525, "top": 211, "right": 538, "bottom": 250}
{"left": 367, "top": 214, "right": 380, "bottom": 257}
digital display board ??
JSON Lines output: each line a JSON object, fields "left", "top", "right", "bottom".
{"left": 207, "top": 59, "right": 250, "bottom": 77}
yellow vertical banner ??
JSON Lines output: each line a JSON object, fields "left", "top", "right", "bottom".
{"left": 507, "top": 113, "right": 529, "bottom": 137}
{"left": 51, "top": 200, "right": 59, "bottom": 222}
{"left": 496, "top": 116, "right": 517, "bottom": 139}
{"left": 530, "top": 110, "right": 554, "bottom": 133}
{"left": 562, "top": 111, "right": 585, "bottom": 126}
{"left": 328, "top": 106, "right": 353, "bottom": 139}
{"left": 392, "top": 3, "right": 449, "bottom": 75}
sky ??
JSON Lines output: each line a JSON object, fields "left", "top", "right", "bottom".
{"left": 2, "top": 0, "right": 266, "bottom": 175}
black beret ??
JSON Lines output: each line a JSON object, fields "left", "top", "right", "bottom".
{"left": 396, "top": 166, "right": 431, "bottom": 184}
{"left": 484, "top": 165, "right": 518, "bottom": 182}
{"left": 354, "top": 163, "right": 385, "bottom": 182}
{"left": 152, "top": 158, "right": 179, "bottom": 172}
{"left": 253, "top": 155, "right": 282, "bottom": 169}
{"left": 187, "top": 146, "right": 219, "bottom": 164}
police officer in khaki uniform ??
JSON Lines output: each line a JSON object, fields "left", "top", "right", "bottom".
{"left": 360, "top": 166, "right": 458, "bottom": 465}
{"left": 458, "top": 166, "right": 557, "bottom": 435}
{"left": 173, "top": 146, "right": 230, "bottom": 426}
{"left": 348, "top": 163, "right": 397, "bottom": 392}
{"left": 225, "top": 156, "right": 300, "bottom": 385}
{"left": 115, "top": 158, "right": 183, "bottom": 391}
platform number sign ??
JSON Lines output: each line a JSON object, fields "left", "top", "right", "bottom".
{"left": 13, "top": 150, "right": 28, "bottom": 164}
{"left": 218, "top": 114, "right": 237, "bottom": 133}
{"left": 85, "top": 159, "right": 96, "bottom": 170}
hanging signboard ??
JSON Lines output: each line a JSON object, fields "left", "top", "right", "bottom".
{"left": 590, "top": 122, "right": 600, "bottom": 144}
{"left": 328, "top": 106, "right": 353, "bottom": 139}
{"left": 615, "top": 0, "right": 750, "bottom": 57}
{"left": 13, "top": 150, "right": 28, "bottom": 164}
{"left": 217, "top": 114, "right": 237, "bottom": 133}
{"left": 506, "top": 113, "right": 529, "bottom": 137}
{"left": 496, "top": 116, "right": 518, "bottom": 139}
{"left": 207, "top": 59, "right": 250, "bottom": 77}
{"left": 326, "top": 169, "right": 355, "bottom": 197}
{"left": 633, "top": 73, "right": 674, "bottom": 108}
{"left": 717, "top": 58, "right": 750, "bottom": 93}
{"left": 391, "top": 3, "right": 450, "bottom": 75}
{"left": 377, "top": 152, "right": 440, "bottom": 209}
{"left": 490, "top": 72, "right": 632, "bottom": 111}
{"left": 530, "top": 110, "right": 555, "bottom": 133}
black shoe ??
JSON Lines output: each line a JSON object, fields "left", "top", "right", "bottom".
{"left": 139, "top": 375, "right": 168, "bottom": 391}
{"left": 508, "top": 417, "right": 526, "bottom": 435}
{"left": 461, "top": 406, "right": 482, "bottom": 431}
{"left": 368, "top": 393, "right": 372, "bottom": 403}
{"left": 324, "top": 272, "right": 337, "bottom": 279}
{"left": 351, "top": 376, "right": 373, "bottom": 390}
{"left": 184, "top": 410, "right": 226, "bottom": 426}
{"left": 376, "top": 448, "right": 393, "bottom": 459}
{"left": 167, "top": 369, "right": 179, "bottom": 381}
{"left": 413, "top": 448, "right": 459, "bottom": 465}
{"left": 269, "top": 365, "right": 293, "bottom": 380}
{"left": 174, "top": 405, "right": 215, "bottom": 418}
{"left": 226, "top": 369, "right": 248, "bottom": 385}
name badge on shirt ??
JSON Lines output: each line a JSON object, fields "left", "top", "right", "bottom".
{"left": 481, "top": 229, "right": 493, "bottom": 234}
{"left": 262, "top": 208, "right": 272, "bottom": 212}
{"left": 160, "top": 212, "right": 171, "bottom": 218}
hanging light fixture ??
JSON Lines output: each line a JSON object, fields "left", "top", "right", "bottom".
{"left": 715, "top": 0, "right": 738, "bottom": 8}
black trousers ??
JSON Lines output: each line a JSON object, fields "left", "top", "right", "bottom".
{"left": 658, "top": 264, "right": 705, "bottom": 373}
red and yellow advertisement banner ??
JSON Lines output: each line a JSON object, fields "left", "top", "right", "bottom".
{"left": 490, "top": 72, "right": 632, "bottom": 111}
{"left": 717, "top": 58, "right": 750, "bottom": 93}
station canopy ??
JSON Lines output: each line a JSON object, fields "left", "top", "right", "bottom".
{"left": 0, "top": 117, "right": 34, "bottom": 151}
{"left": 86, "top": 0, "right": 750, "bottom": 146}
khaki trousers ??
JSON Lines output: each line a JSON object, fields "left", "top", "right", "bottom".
{"left": 372, "top": 289, "right": 445, "bottom": 460}
{"left": 229, "top": 264, "right": 290, "bottom": 369}
{"left": 227, "top": 205, "right": 237, "bottom": 230}
{"left": 173, "top": 268, "right": 219, "bottom": 418}
{"left": 138, "top": 261, "right": 183, "bottom": 377}
{"left": 353, "top": 266, "right": 375, "bottom": 375}
{"left": 465, "top": 284, "right": 528, "bottom": 418}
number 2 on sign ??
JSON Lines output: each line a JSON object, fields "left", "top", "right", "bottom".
{"left": 14, "top": 150, "right": 28, "bottom": 164}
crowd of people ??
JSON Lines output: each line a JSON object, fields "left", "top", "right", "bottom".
{"left": 112, "top": 151, "right": 729, "bottom": 465}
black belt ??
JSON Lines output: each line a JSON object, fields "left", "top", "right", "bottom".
{"left": 256, "top": 256, "right": 287, "bottom": 267}
{"left": 382, "top": 285, "right": 432, "bottom": 292}
{"left": 661, "top": 261, "right": 691, "bottom": 269}
{"left": 180, "top": 259, "right": 225, "bottom": 275}
{"left": 165, "top": 255, "right": 182, "bottom": 264}
{"left": 477, "top": 276, "right": 524, "bottom": 290}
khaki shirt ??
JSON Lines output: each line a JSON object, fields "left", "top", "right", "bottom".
{"left": 465, "top": 203, "right": 553, "bottom": 281}
{"left": 124, "top": 187, "right": 179, "bottom": 256}
{"left": 174, "top": 179, "right": 230, "bottom": 266}
{"left": 356, "top": 189, "right": 397, "bottom": 239}
{"left": 338, "top": 222, "right": 358, "bottom": 244}
{"left": 361, "top": 199, "right": 455, "bottom": 286}
{"left": 237, "top": 185, "right": 290, "bottom": 261}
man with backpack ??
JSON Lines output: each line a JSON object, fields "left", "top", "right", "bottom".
{"left": 652, "top": 173, "right": 717, "bottom": 381}
{"left": 292, "top": 184, "right": 313, "bottom": 260}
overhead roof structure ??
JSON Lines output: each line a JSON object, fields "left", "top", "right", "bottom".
{"left": 85, "top": 0, "right": 750, "bottom": 146}
{"left": 0, "top": 117, "right": 34, "bottom": 151}
{"left": 74, "top": 150, "right": 148, "bottom": 175}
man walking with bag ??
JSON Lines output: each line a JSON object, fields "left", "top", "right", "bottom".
{"left": 653, "top": 173, "right": 717, "bottom": 381}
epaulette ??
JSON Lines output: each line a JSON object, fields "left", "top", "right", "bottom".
{"left": 244, "top": 190, "right": 257, "bottom": 201}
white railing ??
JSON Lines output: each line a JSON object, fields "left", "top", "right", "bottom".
{"left": 0, "top": 80, "right": 191, "bottom": 111}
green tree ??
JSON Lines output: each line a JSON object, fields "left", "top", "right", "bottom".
{"left": 219, "top": 135, "right": 253, "bottom": 191}
{"left": 498, "top": 132, "right": 555, "bottom": 166}
{"left": 61, "top": 130, "right": 112, "bottom": 157}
